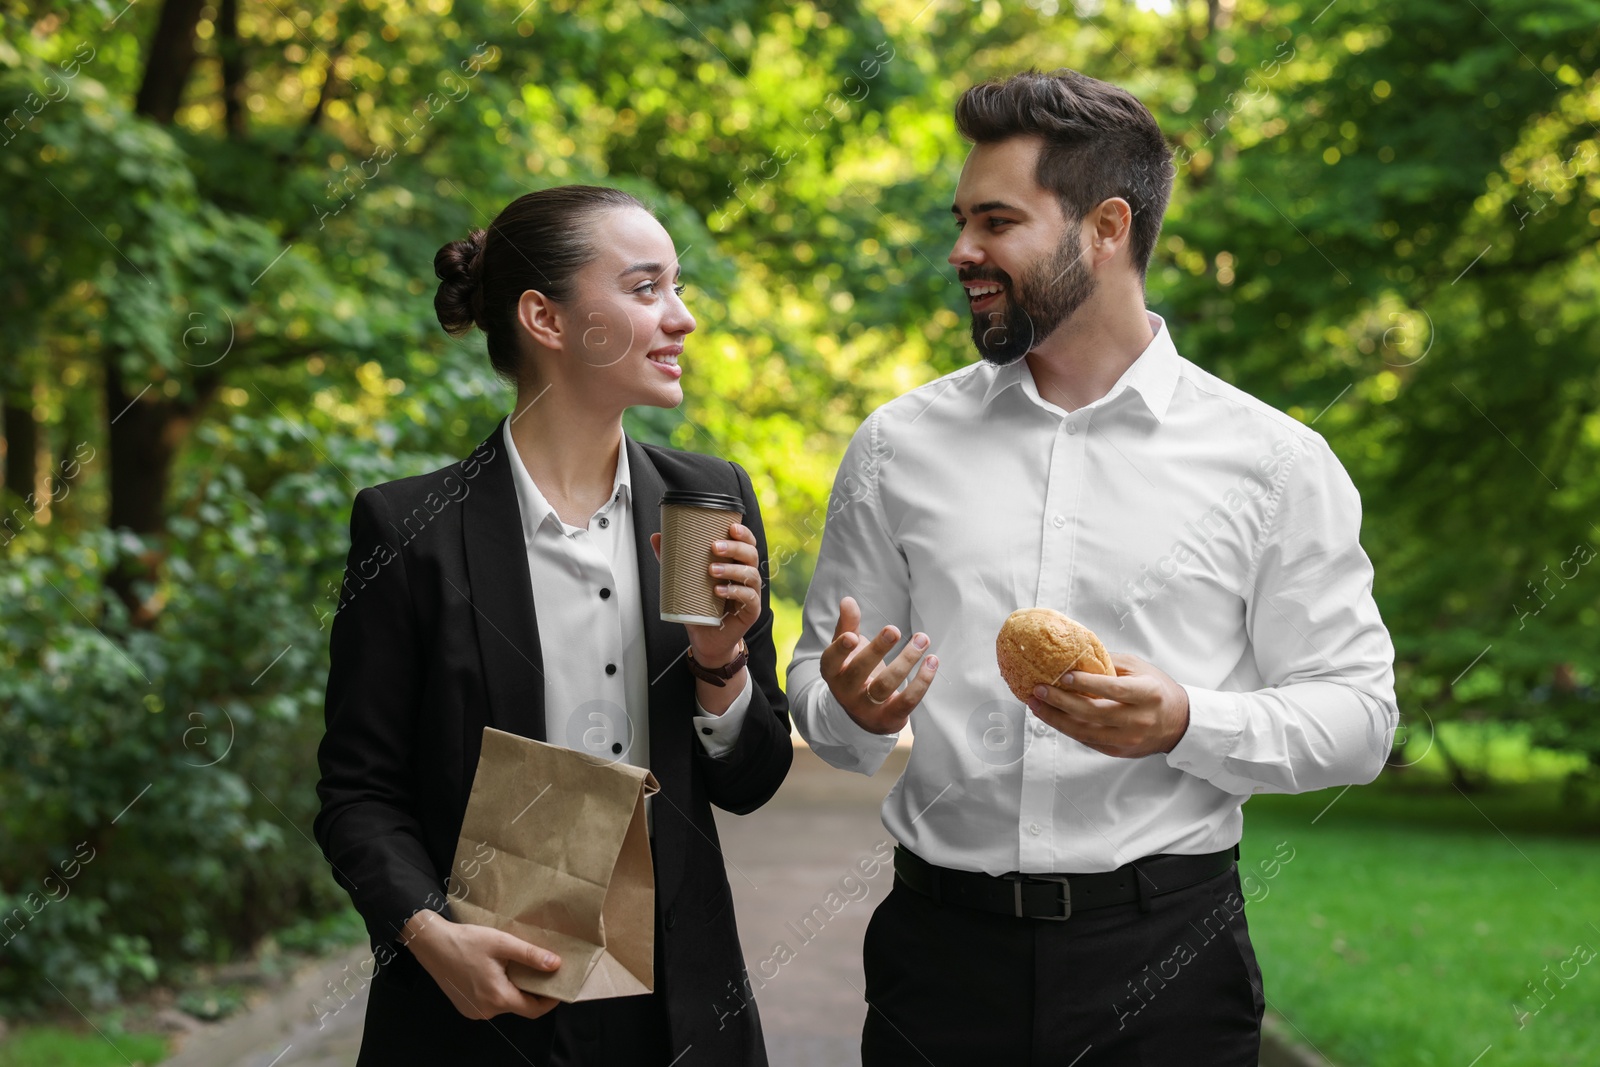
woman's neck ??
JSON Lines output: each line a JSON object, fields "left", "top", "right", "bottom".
{"left": 505, "top": 380, "right": 625, "bottom": 525}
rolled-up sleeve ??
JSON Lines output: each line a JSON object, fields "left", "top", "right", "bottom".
{"left": 787, "top": 411, "right": 908, "bottom": 777}
{"left": 1167, "top": 432, "right": 1398, "bottom": 795}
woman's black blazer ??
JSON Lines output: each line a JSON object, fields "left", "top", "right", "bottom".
{"left": 313, "top": 416, "right": 793, "bottom": 1065}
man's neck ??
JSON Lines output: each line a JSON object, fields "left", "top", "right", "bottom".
{"left": 1022, "top": 293, "right": 1155, "bottom": 414}
{"left": 506, "top": 379, "right": 624, "bottom": 512}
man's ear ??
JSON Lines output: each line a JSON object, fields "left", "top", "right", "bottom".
{"left": 516, "top": 288, "right": 563, "bottom": 350}
{"left": 1086, "top": 197, "right": 1134, "bottom": 269}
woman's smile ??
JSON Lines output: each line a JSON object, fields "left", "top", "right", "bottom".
{"left": 647, "top": 343, "right": 683, "bottom": 378}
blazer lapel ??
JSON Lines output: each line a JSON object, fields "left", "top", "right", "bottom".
{"left": 627, "top": 433, "right": 691, "bottom": 903}
{"left": 461, "top": 416, "right": 547, "bottom": 742}
{"left": 626, "top": 433, "right": 690, "bottom": 699}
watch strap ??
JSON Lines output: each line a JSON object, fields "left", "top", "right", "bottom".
{"left": 687, "top": 640, "right": 748, "bottom": 687}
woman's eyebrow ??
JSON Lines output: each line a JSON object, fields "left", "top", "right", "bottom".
{"left": 618, "top": 261, "right": 665, "bottom": 278}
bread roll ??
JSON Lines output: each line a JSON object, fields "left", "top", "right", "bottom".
{"left": 995, "top": 608, "right": 1114, "bottom": 703}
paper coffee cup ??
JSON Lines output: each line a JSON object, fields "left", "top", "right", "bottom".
{"left": 660, "top": 490, "right": 744, "bottom": 626}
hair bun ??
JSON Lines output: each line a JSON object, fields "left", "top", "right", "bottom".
{"left": 433, "top": 228, "right": 487, "bottom": 337}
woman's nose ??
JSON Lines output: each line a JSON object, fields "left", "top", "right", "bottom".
{"left": 665, "top": 292, "right": 696, "bottom": 335}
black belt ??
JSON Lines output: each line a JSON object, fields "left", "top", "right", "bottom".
{"left": 893, "top": 843, "right": 1238, "bottom": 921}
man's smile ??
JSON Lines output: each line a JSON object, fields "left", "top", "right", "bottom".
{"left": 963, "top": 279, "right": 1006, "bottom": 312}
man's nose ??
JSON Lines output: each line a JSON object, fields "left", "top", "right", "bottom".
{"left": 948, "top": 231, "right": 983, "bottom": 268}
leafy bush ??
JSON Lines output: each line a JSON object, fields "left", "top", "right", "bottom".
{"left": 0, "top": 421, "right": 468, "bottom": 1011}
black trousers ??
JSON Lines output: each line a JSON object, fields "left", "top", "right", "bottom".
{"left": 861, "top": 861, "right": 1265, "bottom": 1067}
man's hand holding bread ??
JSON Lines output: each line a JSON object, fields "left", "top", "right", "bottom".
{"left": 822, "top": 597, "right": 1189, "bottom": 755}
{"left": 998, "top": 608, "right": 1191, "bottom": 758}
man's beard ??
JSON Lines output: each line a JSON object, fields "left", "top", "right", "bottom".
{"left": 967, "top": 230, "right": 1098, "bottom": 366}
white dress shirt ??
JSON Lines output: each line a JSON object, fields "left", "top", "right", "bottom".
{"left": 787, "top": 311, "right": 1398, "bottom": 876}
{"left": 501, "top": 419, "right": 753, "bottom": 802}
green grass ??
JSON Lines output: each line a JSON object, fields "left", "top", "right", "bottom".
{"left": 1240, "top": 773, "right": 1600, "bottom": 1067}
{"left": 0, "top": 1027, "right": 167, "bottom": 1067}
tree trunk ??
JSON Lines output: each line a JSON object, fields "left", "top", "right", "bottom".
{"left": 106, "top": 0, "right": 211, "bottom": 618}
{"left": 2, "top": 397, "right": 36, "bottom": 506}
{"left": 134, "top": 0, "right": 208, "bottom": 124}
{"left": 1432, "top": 728, "right": 1481, "bottom": 793}
{"left": 218, "top": 0, "right": 247, "bottom": 138}
{"left": 104, "top": 353, "right": 218, "bottom": 625}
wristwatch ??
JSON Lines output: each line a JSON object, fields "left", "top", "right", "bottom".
{"left": 686, "top": 639, "right": 748, "bottom": 687}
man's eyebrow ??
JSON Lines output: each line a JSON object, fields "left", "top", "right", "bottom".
{"left": 950, "top": 200, "right": 1023, "bottom": 215}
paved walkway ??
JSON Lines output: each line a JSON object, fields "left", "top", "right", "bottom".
{"left": 164, "top": 746, "right": 1329, "bottom": 1066}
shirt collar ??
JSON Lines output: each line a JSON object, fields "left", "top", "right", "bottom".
{"left": 501, "top": 416, "right": 631, "bottom": 542}
{"left": 979, "top": 309, "right": 1179, "bottom": 425}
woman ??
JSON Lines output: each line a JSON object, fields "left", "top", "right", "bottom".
{"left": 313, "top": 185, "right": 792, "bottom": 1066}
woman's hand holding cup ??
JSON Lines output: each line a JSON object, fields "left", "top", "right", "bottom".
{"left": 650, "top": 521, "right": 762, "bottom": 665}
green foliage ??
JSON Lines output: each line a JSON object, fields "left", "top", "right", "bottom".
{"left": 271, "top": 900, "right": 367, "bottom": 956}
{"left": 1125, "top": 0, "right": 1600, "bottom": 761}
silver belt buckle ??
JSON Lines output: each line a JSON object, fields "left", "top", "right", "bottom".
{"left": 1011, "top": 873, "right": 1072, "bottom": 921}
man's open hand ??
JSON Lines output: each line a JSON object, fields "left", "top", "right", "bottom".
{"left": 820, "top": 596, "right": 939, "bottom": 735}
{"left": 1024, "top": 653, "right": 1191, "bottom": 758}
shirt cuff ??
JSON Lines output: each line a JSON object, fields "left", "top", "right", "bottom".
{"left": 827, "top": 685, "right": 902, "bottom": 747}
{"left": 1165, "top": 684, "right": 1246, "bottom": 782}
{"left": 693, "top": 671, "right": 754, "bottom": 759}
{"left": 811, "top": 685, "right": 901, "bottom": 775}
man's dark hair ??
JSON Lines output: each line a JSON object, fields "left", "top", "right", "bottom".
{"left": 955, "top": 68, "right": 1175, "bottom": 279}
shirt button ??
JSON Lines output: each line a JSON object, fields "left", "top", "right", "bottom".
{"left": 605, "top": 663, "right": 617, "bottom": 676}
{"left": 1067, "top": 422, "right": 1078, "bottom": 435}
{"left": 598, "top": 516, "right": 609, "bottom": 529}
{"left": 701, "top": 726, "right": 713, "bottom": 735}
{"left": 1052, "top": 514, "right": 1066, "bottom": 528}
{"left": 599, "top": 588, "right": 611, "bottom": 600}
{"left": 611, "top": 742, "right": 622, "bottom": 754}
{"left": 1029, "top": 823, "right": 1042, "bottom": 836}
{"left": 1032, "top": 720, "right": 1050, "bottom": 737}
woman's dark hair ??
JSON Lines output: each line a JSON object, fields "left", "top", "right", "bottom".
{"left": 434, "top": 184, "right": 649, "bottom": 383}
{"left": 955, "top": 68, "right": 1175, "bottom": 279}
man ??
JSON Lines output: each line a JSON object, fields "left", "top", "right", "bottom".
{"left": 787, "top": 68, "right": 1397, "bottom": 1065}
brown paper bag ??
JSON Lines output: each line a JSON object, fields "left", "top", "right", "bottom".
{"left": 445, "top": 726, "right": 660, "bottom": 1002}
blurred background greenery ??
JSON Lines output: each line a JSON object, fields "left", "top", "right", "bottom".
{"left": 1, "top": 0, "right": 1596, "bottom": 1063}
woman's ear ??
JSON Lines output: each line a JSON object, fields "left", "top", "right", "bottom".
{"left": 516, "top": 288, "right": 564, "bottom": 350}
